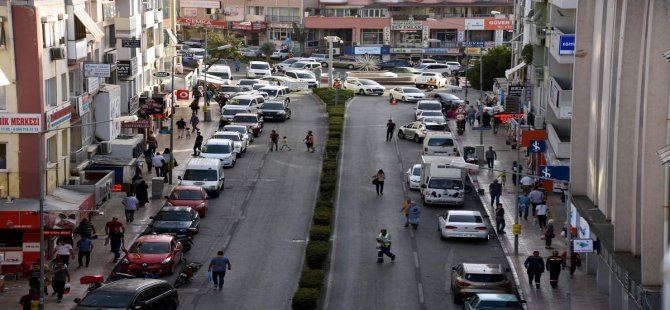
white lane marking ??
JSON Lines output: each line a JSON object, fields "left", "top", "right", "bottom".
{"left": 418, "top": 283, "right": 425, "bottom": 304}
{"left": 245, "top": 191, "right": 251, "bottom": 201}
{"left": 410, "top": 227, "right": 415, "bottom": 238}
{"left": 223, "top": 235, "right": 232, "bottom": 248}
{"left": 260, "top": 159, "right": 265, "bottom": 167}
{"left": 413, "top": 251, "right": 420, "bottom": 269}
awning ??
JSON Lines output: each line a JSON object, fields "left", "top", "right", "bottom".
{"left": 505, "top": 62, "right": 527, "bottom": 79}
{"left": 164, "top": 28, "right": 178, "bottom": 46}
{"left": 74, "top": 9, "right": 104, "bottom": 41}
{"left": 0, "top": 68, "right": 9, "bottom": 86}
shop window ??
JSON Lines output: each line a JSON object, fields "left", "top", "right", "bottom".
{"left": 269, "top": 28, "right": 292, "bottom": 41}
{"left": 47, "top": 136, "right": 57, "bottom": 164}
{"left": 361, "top": 29, "right": 383, "bottom": 45}
{"left": 106, "top": 25, "right": 116, "bottom": 49}
{"left": 44, "top": 77, "right": 57, "bottom": 107}
{"left": 360, "top": 9, "right": 388, "bottom": 18}
{"left": 0, "top": 17, "right": 6, "bottom": 47}
{"left": 247, "top": 6, "right": 264, "bottom": 16}
{"left": 0, "top": 229, "right": 22, "bottom": 248}
{"left": 61, "top": 73, "right": 67, "bottom": 102}
{"left": 146, "top": 28, "right": 154, "bottom": 48}
{"left": 0, "top": 143, "right": 6, "bottom": 170}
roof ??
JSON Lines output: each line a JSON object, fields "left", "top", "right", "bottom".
{"left": 172, "top": 185, "right": 203, "bottom": 191}
{"left": 231, "top": 94, "right": 262, "bottom": 99}
{"left": 185, "top": 157, "right": 221, "bottom": 167}
{"left": 213, "top": 131, "right": 240, "bottom": 137}
{"left": 259, "top": 85, "right": 288, "bottom": 90}
{"left": 0, "top": 187, "right": 93, "bottom": 212}
{"left": 205, "top": 138, "right": 233, "bottom": 145}
{"left": 461, "top": 263, "right": 504, "bottom": 274}
{"left": 96, "top": 279, "right": 167, "bottom": 293}
{"left": 249, "top": 61, "right": 269, "bottom": 64}
{"left": 473, "top": 293, "right": 520, "bottom": 302}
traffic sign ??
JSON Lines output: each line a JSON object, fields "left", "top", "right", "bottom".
{"left": 333, "top": 81, "right": 341, "bottom": 88}
{"left": 153, "top": 71, "right": 170, "bottom": 78}
{"left": 529, "top": 140, "right": 546, "bottom": 153}
{"left": 122, "top": 39, "right": 141, "bottom": 48}
{"left": 539, "top": 165, "right": 570, "bottom": 181}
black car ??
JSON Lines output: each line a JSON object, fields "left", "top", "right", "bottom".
{"left": 379, "top": 59, "right": 412, "bottom": 69}
{"left": 260, "top": 100, "right": 292, "bottom": 122}
{"left": 149, "top": 206, "right": 200, "bottom": 237}
{"left": 434, "top": 92, "right": 465, "bottom": 109}
{"left": 74, "top": 279, "right": 179, "bottom": 310}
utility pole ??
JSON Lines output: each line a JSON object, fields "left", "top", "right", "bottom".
{"left": 324, "top": 36, "right": 342, "bottom": 87}
{"left": 479, "top": 53, "right": 484, "bottom": 145}
{"left": 169, "top": 56, "right": 175, "bottom": 185}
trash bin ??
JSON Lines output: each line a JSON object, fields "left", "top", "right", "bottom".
{"left": 151, "top": 177, "right": 164, "bottom": 199}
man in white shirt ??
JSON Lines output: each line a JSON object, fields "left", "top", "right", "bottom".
{"left": 520, "top": 175, "right": 535, "bottom": 192}
{"left": 528, "top": 188, "right": 545, "bottom": 216}
{"left": 535, "top": 201, "right": 549, "bottom": 229}
{"left": 54, "top": 240, "right": 73, "bottom": 266}
{"left": 152, "top": 152, "right": 165, "bottom": 176}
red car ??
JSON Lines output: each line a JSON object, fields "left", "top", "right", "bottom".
{"left": 121, "top": 234, "right": 184, "bottom": 276}
{"left": 165, "top": 186, "right": 209, "bottom": 217}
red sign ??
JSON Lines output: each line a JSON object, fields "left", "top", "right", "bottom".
{"left": 494, "top": 113, "right": 524, "bottom": 123}
{"left": 177, "top": 18, "right": 228, "bottom": 29}
{"left": 484, "top": 19, "right": 513, "bottom": 30}
{"left": 0, "top": 211, "right": 39, "bottom": 229}
{"left": 176, "top": 90, "right": 190, "bottom": 100}
{"left": 231, "top": 21, "right": 267, "bottom": 31}
{"left": 44, "top": 229, "right": 74, "bottom": 235}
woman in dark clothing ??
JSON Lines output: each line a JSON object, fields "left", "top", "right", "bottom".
{"left": 108, "top": 227, "right": 125, "bottom": 263}
{"left": 372, "top": 169, "right": 386, "bottom": 196}
{"left": 75, "top": 218, "right": 95, "bottom": 239}
{"left": 135, "top": 180, "right": 149, "bottom": 208}
{"left": 51, "top": 262, "right": 70, "bottom": 302}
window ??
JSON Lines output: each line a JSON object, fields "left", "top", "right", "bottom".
{"left": 269, "top": 28, "right": 292, "bottom": 41}
{"left": 106, "top": 25, "right": 116, "bottom": 48}
{"left": 44, "top": 77, "right": 57, "bottom": 107}
{"left": 47, "top": 136, "right": 57, "bottom": 164}
{"left": 247, "top": 6, "right": 264, "bottom": 16}
{"left": 162, "top": 0, "right": 171, "bottom": 18}
{"left": 266, "top": 7, "right": 299, "bottom": 22}
{"left": 360, "top": 9, "right": 388, "bottom": 18}
{"left": 146, "top": 28, "right": 154, "bottom": 48}
{"left": 102, "top": 2, "right": 117, "bottom": 21}
{"left": 0, "top": 229, "right": 21, "bottom": 247}
{"left": 42, "top": 22, "right": 55, "bottom": 47}
{"left": 361, "top": 29, "right": 383, "bottom": 45}
{"left": 0, "top": 18, "right": 7, "bottom": 47}
{"left": 434, "top": 29, "right": 457, "bottom": 43}
{"left": 0, "top": 86, "right": 6, "bottom": 110}
{"left": 206, "top": 8, "right": 217, "bottom": 14}
{"left": 322, "top": 9, "right": 353, "bottom": 17}
{"left": 0, "top": 143, "right": 6, "bottom": 170}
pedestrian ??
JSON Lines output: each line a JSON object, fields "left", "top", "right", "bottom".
{"left": 535, "top": 200, "right": 549, "bottom": 229}
{"left": 190, "top": 113, "right": 200, "bottom": 133}
{"left": 524, "top": 250, "right": 545, "bottom": 288}
{"left": 135, "top": 180, "right": 149, "bottom": 207}
{"left": 54, "top": 239, "right": 73, "bottom": 266}
{"left": 560, "top": 181, "right": 569, "bottom": 203}
{"left": 495, "top": 203, "right": 505, "bottom": 234}
{"left": 131, "top": 170, "right": 143, "bottom": 184}
{"left": 485, "top": 146, "right": 496, "bottom": 169}
{"left": 19, "top": 288, "right": 39, "bottom": 310}
{"left": 193, "top": 131, "right": 204, "bottom": 156}
{"left": 152, "top": 152, "right": 165, "bottom": 176}
{"left": 269, "top": 130, "right": 279, "bottom": 151}
{"left": 482, "top": 110, "right": 492, "bottom": 127}
{"left": 518, "top": 191, "right": 530, "bottom": 220}
{"left": 189, "top": 100, "right": 200, "bottom": 115}
{"left": 144, "top": 148, "right": 154, "bottom": 174}
{"left": 27, "top": 262, "right": 43, "bottom": 293}
{"left": 76, "top": 236, "right": 93, "bottom": 268}
{"left": 386, "top": 119, "right": 396, "bottom": 142}
{"left": 104, "top": 216, "right": 124, "bottom": 234}
{"left": 304, "top": 131, "right": 315, "bottom": 153}
{"left": 528, "top": 187, "right": 545, "bottom": 216}
{"left": 520, "top": 175, "right": 535, "bottom": 193}
{"left": 176, "top": 118, "right": 187, "bottom": 138}
{"left": 75, "top": 217, "right": 96, "bottom": 239}
{"left": 498, "top": 170, "right": 507, "bottom": 186}
{"left": 161, "top": 159, "right": 169, "bottom": 182}
{"left": 564, "top": 251, "right": 581, "bottom": 275}
{"left": 492, "top": 112, "right": 501, "bottom": 134}
{"left": 512, "top": 161, "right": 523, "bottom": 186}
{"left": 408, "top": 203, "right": 421, "bottom": 229}
{"left": 205, "top": 89, "right": 213, "bottom": 106}
{"left": 489, "top": 179, "right": 502, "bottom": 207}
{"left": 122, "top": 192, "right": 139, "bottom": 222}
{"left": 280, "top": 136, "right": 292, "bottom": 151}
{"left": 372, "top": 169, "right": 385, "bottom": 196}
{"left": 51, "top": 261, "right": 69, "bottom": 302}
{"left": 376, "top": 229, "right": 396, "bottom": 263}
{"left": 467, "top": 105, "right": 476, "bottom": 126}
{"left": 134, "top": 158, "right": 142, "bottom": 176}
{"left": 545, "top": 250, "right": 566, "bottom": 288}
{"left": 146, "top": 132, "right": 158, "bottom": 154}
{"left": 208, "top": 250, "right": 232, "bottom": 290}
{"left": 543, "top": 219, "right": 555, "bottom": 249}
{"left": 235, "top": 59, "right": 241, "bottom": 72}
{"left": 400, "top": 199, "right": 411, "bottom": 227}
{"left": 108, "top": 227, "right": 125, "bottom": 263}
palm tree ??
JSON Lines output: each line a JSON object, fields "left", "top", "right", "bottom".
{"left": 260, "top": 42, "right": 275, "bottom": 63}
{"left": 354, "top": 54, "right": 380, "bottom": 71}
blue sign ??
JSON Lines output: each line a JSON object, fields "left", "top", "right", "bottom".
{"left": 463, "top": 41, "right": 485, "bottom": 48}
{"left": 558, "top": 34, "right": 575, "bottom": 55}
{"left": 539, "top": 165, "right": 570, "bottom": 182}
{"left": 529, "top": 140, "right": 546, "bottom": 153}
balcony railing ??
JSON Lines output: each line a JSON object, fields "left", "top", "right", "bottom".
{"left": 265, "top": 15, "right": 300, "bottom": 23}
{"left": 547, "top": 123, "right": 570, "bottom": 159}
{"left": 547, "top": 76, "right": 572, "bottom": 119}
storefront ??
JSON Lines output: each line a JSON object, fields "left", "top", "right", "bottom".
{"left": 390, "top": 18, "right": 428, "bottom": 49}
{"left": 230, "top": 21, "right": 267, "bottom": 46}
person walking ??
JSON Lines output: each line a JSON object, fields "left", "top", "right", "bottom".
{"left": 304, "top": 131, "right": 315, "bottom": 153}
{"left": 495, "top": 203, "right": 505, "bottom": 234}
{"left": 467, "top": 105, "right": 476, "bottom": 126}
{"left": 489, "top": 179, "right": 502, "bottom": 207}
{"left": 386, "top": 119, "right": 396, "bottom": 142}
{"left": 498, "top": 170, "right": 507, "bottom": 186}
{"left": 76, "top": 236, "right": 94, "bottom": 268}
{"left": 485, "top": 146, "right": 496, "bottom": 169}
{"left": 189, "top": 100, "right": 200, "bottom": 115}
{"left": 190, "top": 113, "right": 200, "bottom": 133}
{"left": 122, "top": 192, "right": 139, "bottom": 222}
{"left": 518, "top": 192, "right": 530, "bottom": 220}
{"left": 105, "top": 217, "right": 125, "bottom": 235}
{"left": 135, "top": 180, "right": 149, "bottom": 208}
{"left": 524, "top": 250, "right": 545, "bottom": 289}
{"left": 208, "top": 250, "right": 232, "bottom": 290}
{"left": 376, "top": 229, "right": 396, "bottom": 263}
{"left": 19, "top": 288, "right": 39, "bottom": 310}
{"left": 520, "top": 175, "right": 535, "bottom": 193}
{"left": 235, "top": 59, "right": 241, "bottom": 72}
{"left": 512, "top": 161, "right": 523, "bottom": 186}
{"left": 54, "top": 239, "right": 73, "bottom": 266}
{"left": 108, "top": 227, "right": 125, "bottom": 263}
{"left": 269, "top": 130, "right": 279, "bottom": 151}
{"left": 51, "top": 261, "right": 70, "bottom": 302}
{"left": 176, "top": 118, "right": 187, "bottom": 138}
{"left": 372, "top": 169, "right": 386, "bottom": 196}
{"left": 144, "top": 148, "right": 154, "bottom": 175}
{"left": 546, "top": 250, "right": 566, "bottom": 288}
{"left": 560, "top": 181, "right": 569, "bottom": 203}
{"left": 75, "top": 218, "right": 96, "bottom": 239}
{"left": 400, "top": 199, "right": 411, "bottom": 227}
{"left": 193, "top": 131, "right": 204, "bottom": 156}
{"left": 565, "top": 251, "right": 582, "bottom": 275}
{"left": 27, "top": 262, "right": 45, "bottom": 293}
{"left": 408, "top": 203, "right": 421, "bottom": 229}
{"left": 280, "top": 136, "right": 292, "bottom": 151}
{"left": 544, "top": 219, "right": 555, "bottom": 249}
{"left": 152, "top": 152, "right": 165, "bottom": 176}
{"left": 535, "top": 200, "right": 549, "bottom": 229}
{"left": 528, "top": 187, "right": 545, "bottom": 217}
{"left": 146, "top": 132, "right": 158, "bottom": 154}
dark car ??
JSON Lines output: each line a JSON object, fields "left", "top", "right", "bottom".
{"left": 434, "top": 92, "right": 465, "bottom": 109}
{"left": 379, "top": 59, "right": 412, "bottom": 69}
{"left": 74, "top": 279, "right": 179, "bottom": 309}
{"left": 149, "top": 206, "right": 200, "bottom": 237}
{"left": 260, "top": 100, "right": 292, "bottom": 122}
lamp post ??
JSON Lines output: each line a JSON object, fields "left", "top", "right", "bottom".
{"left": 479, "top": 53, "right": 484, "bottom": 145}
{"left": 324, "top": 36, "right": 342, "bottom": 87}
{"left": 36, "top": 115, "right": 138, "bottom": 309}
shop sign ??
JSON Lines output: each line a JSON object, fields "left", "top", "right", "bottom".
{"left": 421, "top": 26, "right": 430, "bottom": 48}
{"left": 179, "top": 0, "right": 220, "bottom": 8}
{"left": 465, "top": 19, "right": 485, "bottom": 30}
{"left": 83, "top": 63, "right": 111, "bottom": 78}
{"left": 121, "top": 38, "right": 141, "bottom": 48}
{"left": 23, "top": 242, "right": 40, "bottom": 252}
{"left": 74, "top": 93, "right": 91, "bottom": 116}
{"left": 45, "top": 102, "right": 73, "bottom": 130}
{"left": 485, "top": 19, "right": 513, "bottom": 30}
{"left": 559, "top": 34, "right": 575, "bottom": 55}
{"left": 85, "top": 77, "right": 99, "bottom": 93}
{"left": 231, "top": 21, "right": 267, "bottom": 31}
{"left": 383, "top": 27, "right": 391, "bottom": 45}
{"left": 573, "top": 239, "right": 594, "bottom": 253}
{"left": 121, "top": 119, "right": 151, "bottom": 128}
{"left": 128, "top": 95, "right": 140, "bottom": 115}
{"left": 0, "top": 113, "right": 41, "bottom": 133}
{"left": 463, "top": 41, "right": 485, "bottom": 48}
{"left": 391, "top": 48, "right": 424, "bottom": 54}
{"left": 177, "top": 18, "right": 228, "bottom": 29}
{"left": 354, "top": 46, "right": 381, "bottom": 55}
{"left": 424, "top": 48, "right": 460, "bottom": 54}
{"left": 391, "top": 20, "right": 422, "bottom": 31}
{"left": 269, "top": 23, "right": 292, "bottom": 29}
{"left": 465, "top": 47, "right": 482, "bottom": 55}
{"left": 508, "top": 85, "right": 524, "bottom": 97}
{"left": 44, "top": 229, "right": 74, "bottom": 235}
{"left": 579, "top": 217, "right": 591, "bottom": 239}
{"left": 117, "top": 58, "right": 138, "bottom": 78}
{"left": 139, "top": 96, "right": 167, "bottom": 118}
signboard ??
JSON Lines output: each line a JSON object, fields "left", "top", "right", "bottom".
{"left": 529, "top": 140, "right": 547, "bottom": 153}
{"left": 0, "top": 114, "right": 41, "bottom": 133}
{"left": 465, "top": 19, "right": 485, "bottom": 30}
{"left": 179, "top": 0, "right": 220, "bottom": 8}
{"left": 354, "top": 46, "right": 381, "bottom": 55}
{"left": 45, "top": 103, "right": 73, "bottom": 130}
{"left": 540, "top": 165, "right": 570, "bottom": 181}
{"left": 573, "top": 239, "right": 594, "bottom": 253}
{"left": 153, "top": 71, "right": 171, "bottom": 78}
{"left": 83, "top": 63, "right": 111, "bottom": 78}
{"left": 86, "top": 77, "right": 100, "bottom": 93}
{"left": 390, "top": 48, "right": 424, "bottom": 54}
{"left": 117, "top": 58, "right": 138, "bottom": 78}
{"left": 22, "top": 242, "right": 40, "bottom": 252}
{"left": 383, "top": 27, "right": 391, "bottom": 45}
{"left": 44, "top": 229, "right": 75, "bottom": 236}
{"left": 121, "top": 119, "right": 151, "bottom": 128}
{"left": 121, "top": 38, "right": 141, "bottom": 48}
{"left": 391, "top": 20, "right": 422, "bottom": 31}
{"left": 508, "top": 85, "right": 524, "bottom": 97}
{"left": 75, "top": 93, "right": 91, "bottom": 115}
{"left": 424, "top": 48, "right": 460, "bottom": 54}
{"left": 463, "top": 41, "right": 486, "bottom": 48}
{"left": 139, "top": 96, "right": 167, "bottom": 118}
{"left": 177, "top": 18, "right": 227, "bottom": 29}
{"left": 465, "top": 19, "right": 513, "bottom": 30}
{"left": 559, "top": 34, "right": 575, "bottom": 55}
{"left": 493, "top": 113, "right": 524, "bottom": 123}
{"left": 231, "top": 21, "right": 267, "bottom": 31}
{"left": 465, "top": 47, "right": 482, "bottom": 55}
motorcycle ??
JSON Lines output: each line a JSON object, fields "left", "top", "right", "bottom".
{"left": 173, "top": 262, "right": 203, "bottom": 288}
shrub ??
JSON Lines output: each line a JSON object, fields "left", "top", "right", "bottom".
{"left": 329, "top": 117, "right": 344, "bottom": 125}
{"left": 305, "top": 240, "right": 329, "bottom": 269}
{"left": 320, "top": 173, "right": 337, "bottom": 187}
{"left": 313, "top": 207, "right": 331, "bottom": 225}
{"left": 299, "top": 269, "right": 325, "bottom": 289}
{"left": 318, "top": 184, "right": 335, "bottom": 201}
{"left": 292, "top": 287, "right": 320, "bottom": 310}
{"left": 309, "top": 225, "right": 331, "bottom": 242}
{"left": 322, "top": 160, "right": 338, "bottom": 172}
{"left": 326, "top": 140, "right": 341, "bottom": 149}
{"left": 313, "top": 87, "right": 355, "bottom": 106}
{"left": 316, "top": 200, "right": 333, "bottom": 209}
{"left": 328, "top": 131, "right": 342, "bottom": 140}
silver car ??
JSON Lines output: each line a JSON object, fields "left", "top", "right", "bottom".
{"left": 212, "top": 131, "right": 247, "bottom": 154}
{"left": 223, "top": 124, "right": 253, "bottom": 143}
{"left": 438, "top": 210, "right": 489, "bottom": 240}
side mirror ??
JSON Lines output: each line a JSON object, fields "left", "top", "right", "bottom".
{"left": 74, "top": 298, "right": 82, "bottom": 304}
{"left": 149, "top": 216, "right": 154, "bottom": 219}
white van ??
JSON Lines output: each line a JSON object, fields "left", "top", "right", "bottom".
{"left": 179, "top": 158, "right": 225, "bottom": 197}
{"left": 206, "top": 65, "right": 233, "bottom": 85}
{"left": 420, "top": 155, "right": 478, "bottom": 206}
{"left": 247, "top": 61, "right": 272, "bottom": 78}
{"left": 199, "top": 138, "right": 237, "bottom": 167}
{"left": 422, "top": 132, "right": 458, "bottom": 156}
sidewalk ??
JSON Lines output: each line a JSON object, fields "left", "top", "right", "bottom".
{"left": 0, "top": 97, "right": 221, "bottom": 309}
{"left": 456, "top": 122, "right": 609, "bottom": 309}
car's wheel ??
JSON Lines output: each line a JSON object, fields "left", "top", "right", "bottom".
{"left": 237, "top": 152, "right": 242, "bottom": 158}
{"left": 164, "top": 302, "right": 178, "bottom": 310}
{"left": 347, "top": 64, "right": 354, "bottom": 69}
{"left": 401, "top": 96, "right": 406, "bottom": 102}
{"left": 414, "top": 134, "right": 420, "bottom": 143}
{"left": 322, "top": 62, "right": 329, "bottom": 68}
{"left": 358, "top": 89, "right": 365, "bottom": 95}
{"left": 398, "top": 131, "right": 405, "bottom": 139}
{"left": 231, "top": 159, "right": 236, "bottom": 168}
{"left": 287, "top": 111, "right": 292, "bottom": 119}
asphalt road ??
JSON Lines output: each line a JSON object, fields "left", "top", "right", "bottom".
{"left": 167, "top": 91, "right": 326, "bottom": 309}
{"left": 323, "top": 93, "right": 509, "bottom": 310}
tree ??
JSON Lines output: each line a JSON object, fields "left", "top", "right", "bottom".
{"left": 260, "top": 42, "right": 275, "bottom": 63}
{"left": 465, "top": 46, "right": 511, "bottom": 91}
{"left": 291, "top": 23, "right": 308, "bottom": 56}
{"left": 204, "top": 32, "right": 244, "bottom": 67}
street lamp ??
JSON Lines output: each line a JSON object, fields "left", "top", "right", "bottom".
{"left": 324, "top": 36, "right": 342, "bottom": 87}
{"left": 35, "top": 115, "right": 137, "bottom": 309}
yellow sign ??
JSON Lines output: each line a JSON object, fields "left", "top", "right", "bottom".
{"left": 465, "top": 47, "right": 482, "bottom": 55}
{"left": 512, "top": 224, "right": 522, "bottom": 235}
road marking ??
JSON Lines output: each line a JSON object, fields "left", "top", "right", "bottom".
{"left": 260, "top": 159, "right": 265, "bottom": 167}
{"left": 413, "top": 251, "right": 420, "bottom": 269}
{"left": 223, "top": 235, "right": 232, "bottom": 249}
{"left": 410, "top": 227, "right": 415, "bottom": 238}
{"left": 418, "top": 283, "right": 425, "bottom": 304}
{"left": 245, "top": 191, "right": 251, "bottom": 201}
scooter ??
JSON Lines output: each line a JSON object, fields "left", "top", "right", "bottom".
{"left": 173, "top": 262, "right": 203, "bottom": 288}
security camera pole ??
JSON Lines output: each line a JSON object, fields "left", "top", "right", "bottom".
{"left": 324, "top": 36, "right": 342, "bottom": 87}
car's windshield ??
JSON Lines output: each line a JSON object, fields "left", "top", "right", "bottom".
{"left": 427, "top": 137, "right": 454, "bottom": 147}
{"left": 421, "top": 111, "right": 443, "bottom": 116}
{"left": 222, "top": 109, "right": 242, "bottom": 116}
{"left": 261, "top": 89, "right": 278, "bottom": 96}
{"left": 290, "top": 62, "right": 307, "bottom": 68}
{"left": 359, "top": 80, "right": 377, "bottom": 85}
{"left": 233, "top": 115, "right": 258, "bottom": 123}
{"left": 229, "top": 98, "right": 251, "bottom": 106}
{"left": 415, "top": 65, "right": 428, "bottom": 70}
{"left": 202, "top": 144, "right": 232, "bottom": 154}
{"left": 464, "top": 273, "right": 506, "bottom": 282}
{"left": 251, "top": 63, "right": 269, "bottom": 70}
{"left": 262, "top": 102, "right": 284, "bottom": 110}
{"left": 224, "top": 127, "right": 247, "bottom": 135}
{"left": 282, "top": 59, "right": 299, "bottom": 65}
{"left": 220, "top": 86, "right": 241, "bottom": 93}
{"left": 239, "top": 80, "right": 258, "bottom": 86}
{"left": 448, "top": 214, "right": 483, "bottom": 223}
{"left": 412, "top": 167, "right": 422, "bottom": 176}
{"left": 170, "top": 190, "right": 203, "bottom": 200}
{"left": 428, "top": 178, "right": 463, "bottom": 190}
{"left": 79, "top": 292, "right": 134, "bottom": 307}
{"left": 183, "top": 169, "right": 218, "bottom": 181}
{"left": 404, "top": 88, "right": 421, "bottom": 93}
{"left": 418, "top": 103, "right": 442, "bottom": 110}
{"left": 128, "top": 241, "right": 169, "bottom": 254}
{"left": 214, "top": 133, "right": 240, "bottom": 141}
{"left": 296, "top": 72, "right": 315, "bottom": 79}
{"left": 155, "top": 211, "right": 192, "bottom": 221}
{"left": 207, "top": 71, "right": 230, "bottom": 79}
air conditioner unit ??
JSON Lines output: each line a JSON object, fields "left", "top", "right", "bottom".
{"left": 69, "top": 177, "right": 81, "bottom": 185}
{"left": 105, "top": 52, "right": 117, "bottom": 64}
{"left": 99, "top": 141, "right": 112, "bottom": 154}
{"left": 50, "top": 47, "right": 66, "bottom": 60}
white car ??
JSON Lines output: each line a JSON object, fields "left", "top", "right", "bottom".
{"left": 389, "top": 87, "right": 426, "bottom": 102}
{"left": 284, "top": 61, "right": 322, "bottom": 72}
{"left": 406, "top": 164, "right": 422, "bottom": 190}
{"left": 270, "top": 49, "right": 290, "bottom": 59}
{"left": 420, "top": 116, "right": 448, "bottom": 126}
{"left": 241, "top": 47, "right": 261, "bottom": 57}
{"left": 284, "top": 70, "right": 318, "bottom": 89}
{"left": 438, "top": 210, "right": 489, "bottom": 240}
{"left": 259, "top": 76, "right": 306, "bottom": 91}
{"left": 415, "top": 100, "right": 443, "bottom": 120}
{"left": 415, "top": 72, "right": 448, "bottom": 88}
{"left": 276, "top": 58, "right": 316, "bottom": 71}
{"left": 343, "top": 78, "right": 385, "bottom": 96}
{"left": 199, "top": 138, "right": 237, "bottom": 167}
{"left": 416, "top": 110, "right": 444, "bottom": 119}
{"left": 415, "top": 63, "right": 451, "bottom": 76}
{"left": 445, "top": 61, "right": 461, "bottom": 74}
{"left": 223, "top": 125, "right": 253, "bottom": 143}
{"left": 247, "top": 61, "right": 272, "bottom": 78}
{"left": 397, "top": 121, "right": 428, "bottom": 143}
{"left": 211, "top": 131, "right": 247, "bottom": 154}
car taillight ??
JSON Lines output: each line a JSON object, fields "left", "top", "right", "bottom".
{"left": 456, "top": 280, "right": 470, "bottom": 287}
{"left": 475, "top": 226, "right": 487, "bottom": 230}
{"left": 445, "top": 225, "right": 458, "bottom": 230}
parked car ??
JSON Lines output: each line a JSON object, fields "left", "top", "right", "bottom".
{"left": 259, "top": 76, "right": 306, "bottom": 92}
{"left": 73, "top": 279, "right": 179, "bottom": 309}
{"left": 451, "top": 263, "right": 513, "bottom": 303}
{"left": 419, "top": 116, "right": 448, "bottom": 126}
{"left": 445, "top": 61, "right": 462, "bottom": 74}
{"left": 415, "top": 63, "right": 452, "bottom": 76}
{"left": 227, "top": 94, "right": 264, "bottom": 113}
{"left": 327, "top": 57, "right": 363, "bottom": 69}
{"left": 416, "top": 59, "right": 437, "bottom": 65}
{"left": 343, "top": 78, "right": 385, "bottom": 95}
{"left": 260, "top": 100, "right": 291, "bottom": 122}
{"left": 179, "top": 158, "right": 225, "bottom": 197}
{"left": 232, "top": 113, "right": 263, "bottom": 137}
{"left": 397, "top": 121, "right": 428, "bottom": 143}
{"left": 149, "top": 206, "right": 200, "bottom": 237}
{"left": 438, "top": 210, "right": 489, "bottom": 241}
{"left": 463, "top": 293, "right": 525, "bottom": 309}
{"left": 379, "top": 59, "right": 412, "bottom": 69}
{"left": 406, "top": 164, "right": 422, "bottom": 190}
{"left": 415, "top": 100, "right": 443, "bottom": 120}
{"left": 284, "top": 70, "right": 318, "bottom": 89}
{"left": 200, "top": 139, "right": 237, "bottom": 167}
{"left": 284, "top": 61, "right": 322, "bottom": 72}
{"left": 247, "top": 61, "right": 272, "bottom": 78}
{"left": 223, "top": 124, "right": 253, "bottom": 143}
{"left": 241, "top": 46, "right": 262, "bottom": 58}
{"left": 434, "top": 92, "right": 465, "bottom": 108}
{"left": 257, "top": 85, "right": 290, "bottom": 102}
{"left": 237, "top": 79, "right": 260, "bottom": 88}
{"left": 218, "top": 85, "right": 244, "bottom": 98}
{"left": 276, "top": 58, "right": 312, "bottom": 72}
{"left": 121, "top": 234, "right": 184, "bottom": 276}
{"left": 389, "top": 87, "right": 426, "bottom": 102}
{"left": 388, "top": 66, "right": 422, "bottom": 76}
{"left": 165, "top": 186, "right": 209, "bottom": 217}
{"left": 212, "top": 131, "right": 247, "bottom": 154}
{"left": 270, "top": 49, "right": 290, "bottom": 59}
{"left": 415, "top": 72, "right": 448, "bottom": 88}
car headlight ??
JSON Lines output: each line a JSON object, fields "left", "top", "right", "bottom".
{"left": 278, "top": 111, "right": 285, "bottom": 114}
{"left": 366, "top": 89, "right": 372, "bottom": 92}
{"left": 161, "top": 258, "right": 172, "bottom": 265}
{"left": 197, "top": 203, "right": 206, "bottom": 209}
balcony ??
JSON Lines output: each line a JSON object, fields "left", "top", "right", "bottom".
{"left": 549, "top": 0, "right": 577, "bottom": 9}
{"left": 547, "top": 76, "right": 572, "bottom": 119}
{"left": 115, "top": 14, "right": 142, "bottom": 38}
{"left": 547, "top": 123, "right": 570, "bottom": 159}
{"left": 143, "top": 10, "right": 155, "bottom": 28}
{"left": 143, "top": 46, "right": 155, "bottom": 65}
{"left": 549, "top": 28, "right": 574, "bottom": 64}
{"left": 265, "top": 15, "right": 300, "bottom": 23}
{"left": 154, "top": 9, "right": 163, "bottom": 23}
{"left": 320, "top": 0, "right": 347, "bottom": 3}
{"left": 67, "top": 39, "right": 87, "bottom": 61}
{"left": 529, "top": 23, "right": 546, "bottom": 46}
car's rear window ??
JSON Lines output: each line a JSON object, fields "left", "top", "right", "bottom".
{"left": 418, "top": 103, "right": 442, "bottom": 110}
{"left": 465, "top": 273, "right": 506, "bottom": 282}
{"left": 425, "top": 124, "right": 446, "bottom": 131}
{"left": 427, "top": 138, "right": 454, "bottom": 147}
{"left": 129, "top": 241, "right": 169, "bottom": 254}
{"left": 448, "top": 214, "right": 483, "bottom": 223}
{"left": 170, "top": 190, "right": 203, "bottom": 200}
{"left": 80, "top": 292, "right": 134, "bottom": 307}
{"left": 251, "top": 63, "right": 269, "bottom": 70}
{"left": 477, "top": 300, "right": 522, "bottom": 308}
{"left": 155, "top": 211, "right": 192, "bottom": 221}
{"left": 233, "top": 115, "right": 258, "bottom": 123}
